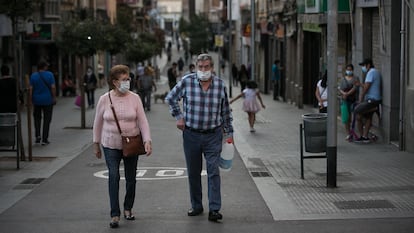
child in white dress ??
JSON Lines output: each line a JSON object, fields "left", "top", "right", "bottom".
{"left": 230, "top": 81, "right": 265, "bottom": 132}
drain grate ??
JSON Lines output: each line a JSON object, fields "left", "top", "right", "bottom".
{"left": 20, "top": 178, "right": 45, "bottom": 185}
{"left": 250, "top": 171, "right": 272, "bottom": 177}
{"left": 334, "top": 200, "right": 395, "bottom": 210}
{"left": 13, "top": 178, "right": 46, "bottom": 190}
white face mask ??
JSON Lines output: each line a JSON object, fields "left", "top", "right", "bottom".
{"left": 118, "top": 80, "right": 130, "bottom": 93}
{"left": 197, "top": 70, "right": 211, "bottom": 81}
{"left": 361, "top": 66, "right": 368, "bottom": 73}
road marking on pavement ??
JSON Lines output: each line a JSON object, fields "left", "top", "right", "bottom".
{"left": 94, "top": 167, "right": 207, "bottom": 181}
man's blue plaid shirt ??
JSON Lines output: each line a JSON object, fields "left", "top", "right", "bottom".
{"left": 166, "top": 73, "right": 233, "bottom": 134}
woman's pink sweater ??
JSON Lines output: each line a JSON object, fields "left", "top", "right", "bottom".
{"left": 93, "top": 91, "right": 151, "bottom": 150}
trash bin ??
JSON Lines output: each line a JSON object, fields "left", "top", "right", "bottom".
{"left": 0, "top": 113, "right": 17, "bottom": 147}
{"left": 302, "top": 113, "right": 327, "bottom": 153}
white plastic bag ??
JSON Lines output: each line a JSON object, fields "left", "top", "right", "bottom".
{"left": 219, "top": 140, "right": 234, "bottom": 171}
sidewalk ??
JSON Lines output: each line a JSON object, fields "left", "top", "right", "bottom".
{"left": 230, "top": 82, "right": 414, "bottom": 220}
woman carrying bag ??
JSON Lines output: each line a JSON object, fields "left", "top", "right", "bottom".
{"left": 92, "top": 65, "right": 152, "bottom": 228}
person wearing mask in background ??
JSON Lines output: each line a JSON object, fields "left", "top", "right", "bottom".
{"left": 165, "top": 53, "right": 233, "bottom": 222}
{"left": 29, "top": 60, "right": 56, "bottom": 145}
{"left": 93, "top": 65, "right": 152, "bottom": 228}
{"left": 339, "top": 64, "right": 360, "bottom": 141}
{"left": 315, "top": 70, "right": 328, "bottom": 113}
{"left": 354, "top": 58, "right": 382, "bottom": 143}
{"left": 84, "top": 66, "right": 97, "bottom": 109}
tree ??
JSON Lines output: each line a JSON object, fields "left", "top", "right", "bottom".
{"left": 125, "top": 34, "right": 157, "bottom": 63}
{"left": 179, "top": 15, "right": 211, "bottom": 54}
{"left": 0, "top": 0, "right": 42, "bottom": 18}
{"left": 56, "top": 18, "right": 104, "bottom": 57}
{"left": 117, "top": 4, "right": 134, "bottom": 32}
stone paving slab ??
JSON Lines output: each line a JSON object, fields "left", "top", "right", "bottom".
{"left": 230, "top": 91, "right": 414, "bottom": 220}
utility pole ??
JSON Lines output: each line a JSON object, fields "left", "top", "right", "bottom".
{"left": 326, "top": 0, "right": 338, "bottom": 188}
{"left": 250, "top": 0, "right": 255, "bottom": 81}
{"left": 228, "top": 0, "right": 233, "bottom": 97}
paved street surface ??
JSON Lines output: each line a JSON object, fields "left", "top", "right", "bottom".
{"left": 1, "top": 42, "right": 414, "bottom": 232}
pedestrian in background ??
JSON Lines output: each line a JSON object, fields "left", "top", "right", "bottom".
{"left": 315, "top": 70, "right": 328, "bottom": 113}
{"left": 29, "top": 60, "right": 56, "bottom": 145}
{"left": 238, "top": 64, "right": 249, "bottom": 92}
{"left": 182, "top": 64, "right": 195, "bottom": 77}
{"left": 137, "top": 66, "right": 157, "bottom": 111}
{"left": 97, "top": 61, "right": 105, "bottom": 88}
{"left": 167, "top": 62, "right": 178, "bottom": 90}
{"left": 231, "top": 63, "right": 239, "bottom": 87}
{"left": 271, "top": 60, "right": 281, "bottom": 100}
{"left": 61, "top": 75, "right": 76, "bottom": 97}
{"left": 354, "top": 58, "right": 382, "bottom": 143}
{"left": 83, "top": 66, "right": 97, "bottom": 109}
{"left": 93, "top": 64, "right": 152, "bottom": 228}
{"left": 166, "top": 53, "right": 233, "bottom": 222}
{"left": 177, "top": 57, "right": 185, "bottom": 77}
{"left": 230, "top": 80, "right": 265, "bottom": 132}
{"left": 339, "top": 64, "right": 360, "bottom": 141}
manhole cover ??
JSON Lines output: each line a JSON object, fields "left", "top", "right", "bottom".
{"left": 333, "top": 200, "right": 395, "bottom": 210}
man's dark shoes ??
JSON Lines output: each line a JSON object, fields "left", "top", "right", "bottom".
{"left": 35, "top": 137, "right": 41, "bottom": 144}
{"left": 187, "top": 208, "right": 203, "bottom": 216}
{"left": 208, "top": 211, "right": 223, "bottom": 222}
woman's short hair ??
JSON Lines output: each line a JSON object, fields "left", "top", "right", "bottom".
{"left": 108, "top": 65, "right": 129, "bottom": 89}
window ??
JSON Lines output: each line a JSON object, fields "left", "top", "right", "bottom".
{"left": 44, "top": 0, "right": 60, "bottom": 19}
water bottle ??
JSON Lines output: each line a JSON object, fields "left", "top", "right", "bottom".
{"left": 219, "top": 139, "right": 234, "bottom": 172}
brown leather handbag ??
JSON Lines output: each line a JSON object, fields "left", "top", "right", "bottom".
{"left": 109, "top": 93, "right": 146, "bottom": 157}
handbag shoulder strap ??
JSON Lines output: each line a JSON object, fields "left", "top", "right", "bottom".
{"left": 39, "top": 72, "right": 52, "bottom": 93}
{"left": 108, "top": 92, "right": 123, "bottom": 135}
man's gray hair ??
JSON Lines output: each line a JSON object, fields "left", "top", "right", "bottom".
{"left": 197, "top": 53, "right": 214, "bottom": 66}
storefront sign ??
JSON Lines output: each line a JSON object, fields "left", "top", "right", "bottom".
{"left": 25, "top": 23, "right": 52, "bottom": 41}
{"left": 215, "top": 35, "right": 224, "bottom": 47}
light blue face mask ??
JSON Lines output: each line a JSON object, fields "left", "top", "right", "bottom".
{"left": 361, "top": 66, "right": 368, "bottom": 73}
{"left": 118, "top": 80, "right": 130, "bottom": 93}
{"left": 345, "top": 70, "right": 353, "bottom": 76}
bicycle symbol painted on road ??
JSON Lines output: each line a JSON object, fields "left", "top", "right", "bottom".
{"left": 94, "top": 167, "right": 207, "bottom": 181}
